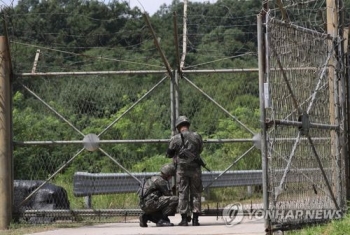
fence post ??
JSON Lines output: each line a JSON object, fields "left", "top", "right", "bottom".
{"left": 0, "top": 36, "right": 12, "bottom": 230}
{"left": 326, "top": 0, "right": 345, "bottom": 209}
{"left": 257, "top": 13, "right": 270, "bottom": 234}
{"left": 344, "top": 27, "right": 350, "bottom": 200}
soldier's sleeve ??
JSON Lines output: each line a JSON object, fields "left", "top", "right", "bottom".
{"left": 166, "top": 136, "right": 177, "bottom": 158}
{"left": 195, "top": 132, "right": 204, "bottom": 154}
{"left": 155, "top": 177, "right": 171, "bottom": 196}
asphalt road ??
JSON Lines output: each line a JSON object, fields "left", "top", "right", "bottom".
{"left": 25, "top": 214, "right": 266, "bottom": 235}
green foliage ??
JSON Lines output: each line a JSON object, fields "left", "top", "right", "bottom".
{"left": 131, "top": 155, "right": 171, "bottom": 172}
{"left": 286, "top": 214, "right": 350, "bottom": 235}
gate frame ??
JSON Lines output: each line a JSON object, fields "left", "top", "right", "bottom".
{"left": 258, "top": 8, "right": 349, "bottom": 234}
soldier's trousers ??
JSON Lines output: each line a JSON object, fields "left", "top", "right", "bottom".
{"left": 140, "top": 194, "right": 178, "bottom": 217}
{"left": 177, "top": 164, "right": 203, "bottom": 214}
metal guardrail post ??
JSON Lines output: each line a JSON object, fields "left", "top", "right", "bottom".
{"left": 84, "top": 196, "right": 92, "bottom": 209}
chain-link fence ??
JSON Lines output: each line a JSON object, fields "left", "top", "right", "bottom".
{"left": 1, "top": 0, "right": 349, "bottom": 231}
{"left": 13, "top": 70, "right": 262, "bottom": 222}
{"left": 1, "top": 0, "right": 264, "bottom": 224}
{"left": 258, "top": 1, "right": 348, "bottom": 231}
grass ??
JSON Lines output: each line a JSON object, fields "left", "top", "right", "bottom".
{"left": 285, "top": 214, "right": 350, "bottom": 235}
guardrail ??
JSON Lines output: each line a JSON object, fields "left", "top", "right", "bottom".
{"left": 73, "top": 168, "right": 326, "bottom": 208}
{"left": 73, "top": 170, "right": 263, "bottom": 197}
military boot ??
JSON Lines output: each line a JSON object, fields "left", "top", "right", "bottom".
{"left": 192, "top": 213, "right": 200, "bottom": 226}
{"left": 186, "top": 212, "right": 192, "bottom": 222}
{"left": 178, "top": 214, "right": 188, "bottom": 226}
{"left": 139, "top": 213, "right": 148, "bottom": 227}
{"left": 156, "top": 219, "right": 174, "bottom": 227}
{"left": 163, "top": 216, "right": 170, "bottom": 222}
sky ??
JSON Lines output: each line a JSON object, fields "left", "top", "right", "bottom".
{"left": 126, "top": 0, "right": 217, "bottom": 15}
{"left": 1, "top": 0, "right": 217, "bottom": 15}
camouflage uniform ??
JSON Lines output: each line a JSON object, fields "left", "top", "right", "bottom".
{"left": 138, "top": 164, "right": 178, "bottom": 227}
{"left": 167, "top": 129, "right": 204, "bottom": 215}
{"left": 139, "top": 175, "right": 178, "bottom": 217}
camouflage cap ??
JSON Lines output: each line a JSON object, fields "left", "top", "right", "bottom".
{"left": 160, "top": 163, "right": 176, "bottom": 177}
{"left": 175, "top": 116, "right": 190, "bottom": 129}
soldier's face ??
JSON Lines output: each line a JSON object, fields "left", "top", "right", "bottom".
{"left": 178, "top": 125, "right": 189, "bottom": 132}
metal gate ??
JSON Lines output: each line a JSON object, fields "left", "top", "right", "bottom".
{"left": 6, "top": 1, "right": 262, "bottom": 224}
{"left": 258, "top": 13, "right": 347, "bottom": 232}
{"left": 13, "top": 69, "right": 261, "bottom": 222}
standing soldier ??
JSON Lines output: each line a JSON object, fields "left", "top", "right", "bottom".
{"left": 138, "top": 163, "right": 178, "bottom": 227}
{"left": 166, "top": 116, "right": 204, "bottom": 226}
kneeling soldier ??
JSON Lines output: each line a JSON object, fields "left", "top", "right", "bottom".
{"left": 138, "top": 163, "right": 178, "bottom": 227}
